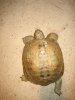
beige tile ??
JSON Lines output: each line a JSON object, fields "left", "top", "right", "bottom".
{"left": 0, "top": 0, "right": 75, "bottom": 100}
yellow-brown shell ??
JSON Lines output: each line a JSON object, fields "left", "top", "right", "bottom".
{"left": 22, "top": 38, "right": 64, "bottom": 86}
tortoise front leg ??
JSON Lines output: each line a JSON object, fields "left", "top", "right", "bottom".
{"left": 22, "top": 35, "right": 34, "bottom": 44}
{"left": 54, "top": 78, "right": 62, "bottom": 96}
{"left": 20, "top": 75, "right": 28, "bottom": 82}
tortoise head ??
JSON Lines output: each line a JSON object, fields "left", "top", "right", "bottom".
{"left": 34, "top": 29, "right": 45, "bottom": 39}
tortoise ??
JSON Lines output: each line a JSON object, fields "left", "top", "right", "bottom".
{"left": 21, "top": 29, "right": 64, "bottom": 96}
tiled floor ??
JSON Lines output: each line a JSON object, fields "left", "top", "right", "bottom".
{"left": 0, "top": 0, "right": 75, "bottom": 100}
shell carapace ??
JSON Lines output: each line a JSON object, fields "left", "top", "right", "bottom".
{"left": 21, "top": 29, "right": 64, "bottom": 96}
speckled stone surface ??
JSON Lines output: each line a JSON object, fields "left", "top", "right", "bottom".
{"left": 0, "top": 0, "right": 75, "bottom": 100}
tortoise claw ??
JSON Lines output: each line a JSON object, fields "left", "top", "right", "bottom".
{"left": 54, "top": 88, "right": 62, "bottom": 96}
{"left": 20, "top": 75, "right": 27, "bottom": 82}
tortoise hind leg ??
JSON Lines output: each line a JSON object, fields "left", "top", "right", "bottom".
{"left": 54, "top": 78, "right": 62, "bottom": 96}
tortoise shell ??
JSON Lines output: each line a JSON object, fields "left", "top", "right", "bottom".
{"left": 22, "top": 29, "right": 64, "bottom": 86}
